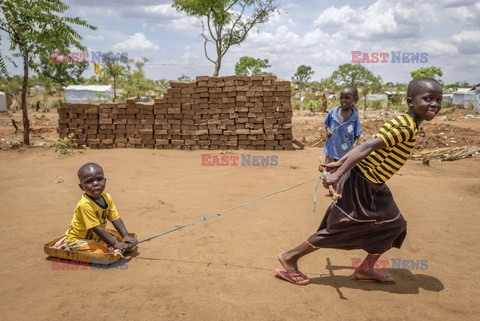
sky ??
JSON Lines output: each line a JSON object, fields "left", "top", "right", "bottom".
{"left": 2, "top": 0, "right": 479, "bottom": 85}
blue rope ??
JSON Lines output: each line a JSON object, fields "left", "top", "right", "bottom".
{"left": 131, "top": 175, "right": 323, "bottom": 247}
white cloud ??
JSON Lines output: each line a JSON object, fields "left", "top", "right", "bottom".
{"left": 313, "top": 0, "right": 435, "bottom": 41}
{"left": 451, "top": 30, "right": 480, "bottom": 54}
{"left": 112, "top": 33, "right": 160, "bottom": 52}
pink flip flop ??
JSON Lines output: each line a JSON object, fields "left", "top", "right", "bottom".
{"left": 275, "top": 268, "right": 311, "bottom": 285}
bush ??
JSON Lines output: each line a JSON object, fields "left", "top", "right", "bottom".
{"left": 54, "top": 133, "right": 78, "bottom": 155}
{"left": 52, "top": 98, "right": 63, "bottom": 109}
{"left": 371, "top": 99, "right": 384, "bottom": 110}
{"left": 307, "top": 100, "right": 321, "bottom": 112}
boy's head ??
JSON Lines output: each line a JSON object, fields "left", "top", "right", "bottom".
{"left": 339, "top": 86, "right": 359, "bottom": 110}
{"left": 77, "top": 163, "right": 106, "bottom": 199}
{"left": 407, "top": 77, "right": 443, "bottom": 123}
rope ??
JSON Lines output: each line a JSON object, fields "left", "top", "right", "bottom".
{"left": 312, "top": 170, "right": 328, "bottom": 216}
{"left": 130, "top": 175, "right": 325, "bottom": 247}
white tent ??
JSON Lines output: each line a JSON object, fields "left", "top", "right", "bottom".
{"left": 471, "top": 84, "right": 480, "bottom": 114}
{"left": 65, "top": 85, "right": 113, "bottom": 103}
{"left": 0, "top": 91, "right": 6, "bottom": 112}
{"left": 451, "top": 88, "right": 475, "bottom": 106}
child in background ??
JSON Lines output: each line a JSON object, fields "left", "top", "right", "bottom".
{"left": 323, "top": 86, "right": 362, "bottom": 164}
{"left": 275, "top": 77, "right": 442, "bottom": 285}
{"left": 64, "top": 163, "right": 137, "bottom": 254}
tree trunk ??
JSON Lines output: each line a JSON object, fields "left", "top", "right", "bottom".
{"left": 22, "top": 49, "right": 30, "bottom": 145}
{"left": 213, "top": 58, "right": 221, "bottom": 77}
{"left": 113, "top": 75, "right": 117, "bottom": 102}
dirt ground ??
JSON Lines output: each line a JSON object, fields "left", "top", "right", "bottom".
{"left": 0, "top": 105, "right": 479, "bottom": 321}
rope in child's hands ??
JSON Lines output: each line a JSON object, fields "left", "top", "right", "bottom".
{"left": 312, "top": 169, "right": 342, "bottom": 215}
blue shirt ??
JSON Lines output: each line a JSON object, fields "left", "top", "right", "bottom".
{"left": 323, "top": 106, "right": 362, "bottom": 160}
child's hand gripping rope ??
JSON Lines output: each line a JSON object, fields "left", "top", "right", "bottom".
{"left": 321, "top": 170, "right": 342, "bottom": 203}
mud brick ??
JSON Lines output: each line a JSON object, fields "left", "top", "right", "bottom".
{"left": 100, "top": 138, "right": 113, "bottom": 145}
{"left": 183, "top": 139, "right": 196, "bottom": 146}
{"left": 193, "top": 129, "right": 208, "bottom": 135}
{"left": 196, "top": 75, "right": 210, "bottom": 82}
{"left": 85, "top": 106, "right": 99, "bottom": 115}
{"left": 208, "top": 129, "right": 222, "bottom": 135}
{"left": 139, "top": 129, "right": 153, "bottom": 135}
{"left": 170, "top": 139, "right": 184, "bottom": 145}
{"left": 250, "top": 128, "right": 264, "bottom": 135}
{"left": 87, "top": 138, "right": 100, "bottom": 145}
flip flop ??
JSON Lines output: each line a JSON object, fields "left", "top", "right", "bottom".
{"left": 353, "top": 273, "right": 395, "bottom": 284}
{"left": 275, "top": 268, "right": 311, "bottom": 285}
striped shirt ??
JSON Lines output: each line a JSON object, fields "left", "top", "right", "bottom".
{"left": 357, "top": 113, "right": 417, "bottom": 184}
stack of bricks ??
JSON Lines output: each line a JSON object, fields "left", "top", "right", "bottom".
{"left": 58, "top": 75, "right": 293, "bottom": 150}
{"left": 58, "top": 103, "right": 99, "bottom": 148}
{"left": 153, "top": 75, "right": 293, "bottom": 150}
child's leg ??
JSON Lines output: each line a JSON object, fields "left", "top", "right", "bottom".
{"left": 352, "top": 253, "right": 395, "bottom": 283}
{"left": 277, "top": 241, "right": 318, "bottom": 282}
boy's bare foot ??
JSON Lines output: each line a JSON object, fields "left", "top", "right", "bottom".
{"left": 277, "top": 253, "right": 309, "bottom": 284}
{"left": 352, "top": 269, "right": 395, "bottom": 284}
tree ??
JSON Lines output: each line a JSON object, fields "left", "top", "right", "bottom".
{"left": 120, "top": 57, "right": 157, "bottom": 100}
{"left": 101, "top": 52, "right": 126, "bottom": 102}
{"left": 330, "top": 63, "right": 382, "bottom": 109}
{"left": 172, "top": 0, "right": 279, "bottom": 77}
{"left": 292, "top": 65, "right": 314, "bottom": 100}
{"left": 410, "top": 66, "right": 443, "bottom": 83}
{"left": 177, "top": 74, "right": 193, "bottom": 82}
{"left": 39, "top": 53, "right": 89, "bottom": 87}
{"left": 0, "top": 0, "right": 96, "bottom": 145}
{"left": 234, "top": 56, "right": 272, "bottom": 75}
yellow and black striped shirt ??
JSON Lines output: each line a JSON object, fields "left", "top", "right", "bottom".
{"left": 357, "top": 113, "right": 417, "bottom": 184}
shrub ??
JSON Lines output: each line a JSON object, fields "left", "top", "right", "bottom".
{"left": 54, "top": 133, "right": 78, "bottom": 155}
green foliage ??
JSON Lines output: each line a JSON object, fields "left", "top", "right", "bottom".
{"left": 330, "top": 63, "right": 382, "bottom": 110}
{"left": 7, "top": 139, "right": 22, "bottom": 149}
{"left": 443, "top": 114, "right": 456, "bottom": 121}
{"left": 292, "top": 65, "right": 314, "bottom": 100}
{"left": 370, "top": 99, "right": 385, "bottom": 110}
{"left": 172, "top": 0, "right": 280, "bottom": 76}
{"left": 101, "top": 51, "right": 126, "bottom": 102}
{"left": 52, "top": 98, "right": 63, "bottom": 109}
{"left": 118, "top": 57, "right": 157, "bottom": 101}
{"left": 0, "top": 0, "right": 96, "bottom": 145}
{"left": 307, "top": 100, "right": 321, "bottom": 112}
{"left": 234, "top": 56, "right": 272, "bottom": 76}
{"left": 177, "top": 74, "right": 194, "bottom": 82}
{"left": 410, "top": 66, "right": 443, "bottom": 83}
{"left": 54, "top": 133, "right": 78, "bottom": 155}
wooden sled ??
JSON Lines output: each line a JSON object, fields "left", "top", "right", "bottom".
{"left": 44, "top": 229, "right": 137, "bottom": 264}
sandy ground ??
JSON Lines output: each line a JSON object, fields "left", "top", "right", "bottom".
{"left": 0, "top": 145, "right": 479, "bottom": 320}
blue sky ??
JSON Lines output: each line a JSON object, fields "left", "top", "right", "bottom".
{"left": 2, "top": 0, "right": 479, "bottom": 84}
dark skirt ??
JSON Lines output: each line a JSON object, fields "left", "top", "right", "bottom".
{"left": 307, "top": 166, "right": 407, "bottom": 254}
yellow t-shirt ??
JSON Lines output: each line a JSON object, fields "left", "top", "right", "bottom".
{"left": 65, "top": 193, "right": 120, "bottom": 243}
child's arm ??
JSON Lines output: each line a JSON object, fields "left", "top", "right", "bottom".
{"left": 325, "top": 126, "right": 332, "bottom": 138}
{"left": 112, "top": 218, "right": 137, "bottom": 244}
{"left": 353, "top": 135, "right": 360, "bottom": 147}
{"left": 323, "top": 137, "right": 386, "bottom": 188}
{"left": 92, "top": 225, "right": 131, "bottom": 251}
